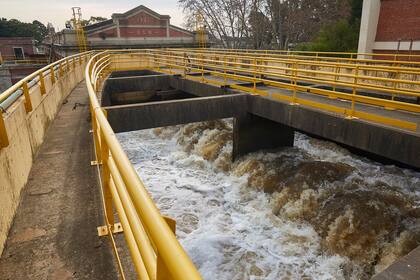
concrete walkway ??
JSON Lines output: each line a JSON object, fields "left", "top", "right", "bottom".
{"left": 0, "top": 82, "right": 117, "bottom": 279}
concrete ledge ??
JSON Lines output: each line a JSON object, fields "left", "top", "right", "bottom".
{"left": 169, "top": 76, "right": 232, "bottom": 97}
{"left": 105, "top": 94, "right": 247, "bottom": 132}
{"left": 372, "top": 245, "right": 420, "bottom": 280}
{"left": 102, "top": 73, "right": 172, "bottom": 106}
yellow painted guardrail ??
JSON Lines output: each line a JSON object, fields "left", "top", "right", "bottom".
{"left": 86, "top": 52, "right": 203, "bottom": 280}
{"left": 92, "top": 49, "right": 420, "bottom": 131}
{"left": 227, "top": 47, "right": 420, "bottom": 60}
{"left": 160, "top": 49, "right": 420, "bottom": 102}
{"left": 1, "top": 48, "right": 419, "bottom": 278}
{"left": 0, "top": 51, "right": 93, "bottom": 148}
{"left": 181, "top": 48, "right": 420, "bottom": 66}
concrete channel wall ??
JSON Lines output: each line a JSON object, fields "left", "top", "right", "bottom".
{"left": 0, "top": 62, "right": 86, "bottom": 254}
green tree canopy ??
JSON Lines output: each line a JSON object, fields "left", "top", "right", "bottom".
{"left": 0, "top": 18, "right": 48, "bottom": 44}
{"left": 295, "top": 0, "right": 363, "bottom": 52}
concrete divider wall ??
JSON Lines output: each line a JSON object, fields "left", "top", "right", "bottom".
{"left": 0, "top": 61, "right": 86, "bottom": 254}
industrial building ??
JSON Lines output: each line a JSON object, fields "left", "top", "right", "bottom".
{"left": 48, "top": 5, "right": 202, "bottom": 57}
{"left": 0, "top": 37, "right": 47, "bottom": 92}
{"left": 358, "top": 0, "right": 420, "bottom": 59}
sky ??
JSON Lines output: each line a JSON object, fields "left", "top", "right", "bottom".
{"left": 0, "top": 0, "right": 186, "bottom": 31}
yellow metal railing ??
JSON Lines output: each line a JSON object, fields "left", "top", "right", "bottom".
{"left": 164, "top": 49, "right": 420, "bottom": 95}
{"left": 86, "top": 52, "right": 203, "bottom": 280}
{"left": 0, "top": 51, "right": 93, "bottom": 148}
{"left": 0, "top": 54, "right": 49, "bottom": 65}
{"left": 91, "top": 49, "right": 420, "bottom": 132}
{"left": 2, "top": 48, "right": 419, "bottom": 279}
{"left": 174, "top": 48, "right": 420, "bottom": 69}
{"left": 183, "top": 48, "right": 420, "bottom": 64}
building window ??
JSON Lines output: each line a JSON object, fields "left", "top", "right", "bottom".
{"left": 13, "top": 47, "right": 25, "bottom": 59}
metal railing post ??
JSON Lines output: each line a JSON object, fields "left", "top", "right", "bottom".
{"left": 156, "top": 216, "right": 176, "bottom": 280}
{"left": 392, "top": 68, "right": 401, "bottom": 102}
{"left": 201, "top": 54, "right": 204, "bottom": 82}
{"left": 291, "top": 62, "right": 298, "bottom": 104}
{"left": 59, "top": 62, "right": 64, "bottom": 77}
{"left": 253, "top": 58, "right": 257, "bottom": 93}
{"left": 100, "top": 109, "right": 115, "bottom": 229}
{"left": 39, "top": 73, "right": 46, "bottom": 95}
{"left": 50, "top": 66, "right": 56, "bottom": 84}
{"left": 330, "top": 64, "right": 340, "bottom": 99}
{"left": 223, "top": 56, "right": 227, "bottom": 85}
{"left": 348, "top": 65, "right": 359, "bottom": 118}
{"left": 22, "top": 82, "right": 33, "bottom": 113}
{"left": 91, "top": 106, "right": 102, "bottom": 165}
{"left": 0, "top": 111, "right": 9, "bottom": 148}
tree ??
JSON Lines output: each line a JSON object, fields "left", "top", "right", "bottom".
{"left": 0, "top": 18, "right": 48, "bottom": 44}
{"left": 179, "top": 0, "right": 361, "bottom": 50}
{"left": 179, "top": 0, "right": 253, "bottom": 48}
{"left": 80, "top": 16, "right": 108, "bottom": 27}
{"left": 295, "top": 0, "right": 363, "bottom": 52}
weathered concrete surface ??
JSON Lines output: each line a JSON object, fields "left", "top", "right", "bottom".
{"left": 372, "top": 246, "right": 420, "bottom": 280}
{"left": 102, "top": 73, "right": 172, "bottom": 106}
{"left": 105, "top": 95, "right": 248, "bottom": 133}
{"left": 0, "top": 82, "right": 117, "bottom": 279}
{"left": 169, "top": 76, "right": 232, "bottom": 97}
{"left": 248, "top": 95, "right": 420, "bottom": 169}
{"left": 233, "top": 112, "right": 294, "bottom": 160}
{"left": 0, "top": 60, "right": 87, "bottom": 255}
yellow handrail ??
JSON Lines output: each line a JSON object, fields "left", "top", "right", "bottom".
{"left": 0, "top": 52, "right": 93, "bottom": 104}
{"left": 85, "top": 51, "right": 203, "bottom": 280}
{"left": 173, "top": 48, "right": 420, "bottom": 68}
{"left": 94, "top": 49, "right": 419, "bottom": 131}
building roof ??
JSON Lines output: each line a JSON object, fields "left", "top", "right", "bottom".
{"left": 84, "top": 5, "right": 172, "bottom": 33}
{"left": 112, "top": 5, "right": 170, "bottom": 20}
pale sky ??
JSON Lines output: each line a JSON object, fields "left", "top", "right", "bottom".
{"left": 0, "top": 0, "right": 186, "bottom": 31}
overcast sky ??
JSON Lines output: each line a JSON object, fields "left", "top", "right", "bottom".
{"left": 0, "top": 0, "right": 185, "bottom": 31}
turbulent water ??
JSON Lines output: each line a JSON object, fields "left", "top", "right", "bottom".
{"left": 117, "top": 119, "right": 420, "bottom": 280}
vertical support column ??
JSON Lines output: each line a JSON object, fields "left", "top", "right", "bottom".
{"left": 233, "top": 113, "right": 294, "bottom": 161}
{"left": 22, "top": 82, "right": 33, "bottom": 113}
{"left": 357, "top": 0, "right": 381, "bottom": 56}
{"left": 100, "top": 111, "right": 115, "bottom": 229}
{"left": 0, "top": 111, "right": 9, "bottom": 148}
{"left": 156, "top": 216, "right": 176, "bottom": 280}
{"left": 39, "top": 73, "right": 46, "bottom": 95}
{"left": 50, "top": 65, "right": 56, "bottom": 84}
{"left": 59, "top": 62, "right": 64, "bottom": 78}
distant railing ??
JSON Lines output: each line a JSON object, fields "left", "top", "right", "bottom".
{"left": 86, "top": 51, "right": 203, "bottom": 280}
{"left": 0, "top": 51, "right": 93, "bottom": 148}
{"left": 184, "top": 48, "right": 420, "bottom": 64}
{"left": 173, "top": 48, "right": 420, "bottom": 71}
{"left": 0, "top": 54, "right": 49, "bottom": 66}
{"left": 91, "top": 49, "right": 420, "bottom": 131}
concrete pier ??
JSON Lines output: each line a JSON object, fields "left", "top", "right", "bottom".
{"left": 233, "top": 113, "right": 294, "bottom": 160}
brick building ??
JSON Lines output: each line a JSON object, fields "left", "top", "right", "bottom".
{"left": 358, "top": 0, "right": 420, "bottom": 59}
{"left": 0, "top": 37, "right": 37, "bottom": 61}
{"left": 50, "top": 5, "right": 201, "bottom": 57}
{"left": 0, "top": 37, "right": 47, "bottom": 92}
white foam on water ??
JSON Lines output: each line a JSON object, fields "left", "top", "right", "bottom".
{"left": 117, "top": 129, "right": 359, "bottom": 280}
{"left": 294, "top": 132, "right": 420, "bottom": 204}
